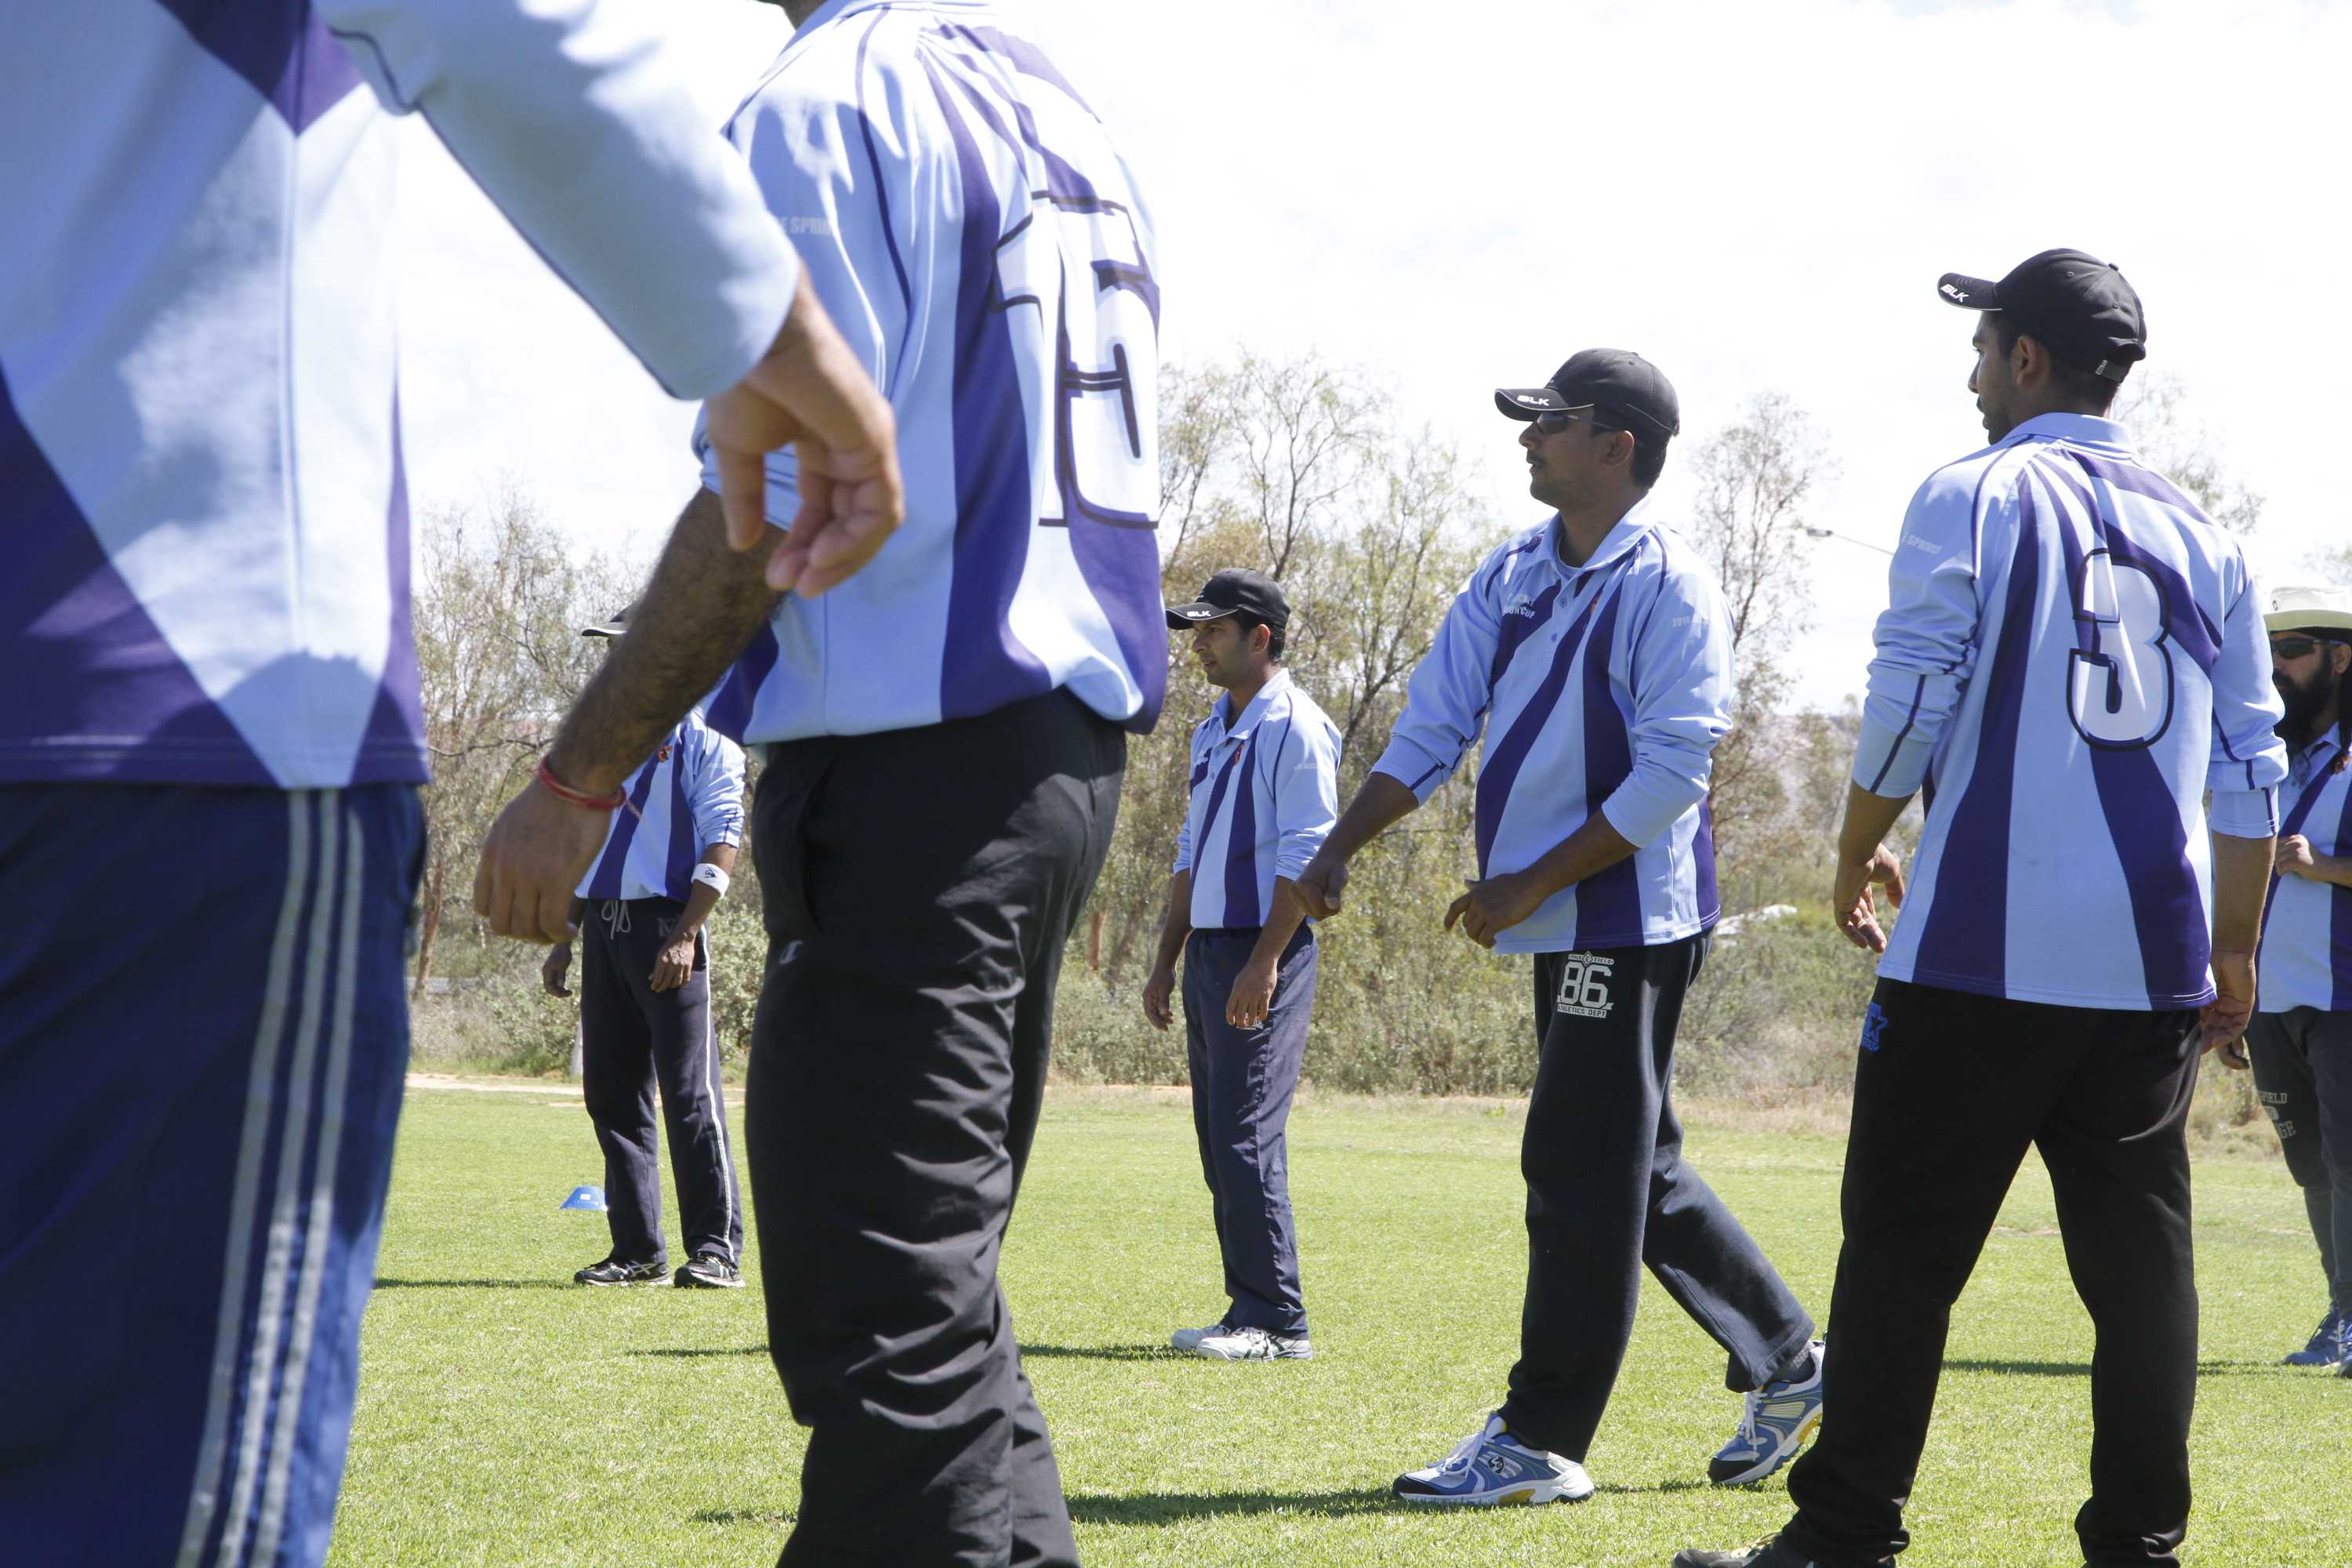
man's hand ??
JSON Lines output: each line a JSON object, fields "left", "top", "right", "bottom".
{"left": 1142, "top": 964, "right": 1177, "bottom": 1032}
{"left": 1832, "top": 844, "right": 1907, "bottom": 954}
{"left": 1226, "top": 956, "right": 1279, "bottom": 1029}
{"left": 2201, "top": 948, "right": 2257, "bottom": 1058}
{"left": 540, "top": 943, "right": 573, "bottom": 999}
{"left": 703, "top": 271, "right": 903, "bottom": 597}
{"left": 1444, "top": 869, "right": 1548, "bottom": 950}
{"left": 651, "top": 933, "right": 696, "bottom": 993}
{"left": 2277, "top": 833, "right": 2318, "bottom": 879}
{"left": 474, "top": 786, "right": 609, "bottom": 945}
{"left": 1296, "top": 850, "right": 1350, "bottom": 920}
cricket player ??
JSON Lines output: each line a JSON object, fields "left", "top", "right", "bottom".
{"left": 1679, "top": 250, "right": 2287, "bottom": 1568}
{"left": 1297, "top": 350, "right": 1824, "bottom": 1506}
{"left": 1144, "top": 569, "right": 1341, "bottom": 1363}
{"left": 2246, "top": 584, "right": 2352, "bottom": 1371}
{"left": 474, "top": 2, "right": 1160, "bottom": 1561}
{"left": 544, "top": 611, "right": 748, "bottom": 1290}
{"left": 0, "top": 5, "right": 899, "bottom": 1564}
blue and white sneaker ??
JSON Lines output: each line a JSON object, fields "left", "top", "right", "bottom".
{"left": 1709, "top": 1339, "right": 1825, "bottom": 1486}
{"left": 1392, "top": 1413, "right": 1594, "bottom": 1505}
{"left": 1189, "top": 1326, "right": 1312, "bottom": 1361}
{"left": 2283, "top": 1307, "right": 2350, "bottom": 1368}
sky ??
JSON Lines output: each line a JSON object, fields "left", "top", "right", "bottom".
{"left": 394, "top": 0, "right": 2351, "bottom": 713}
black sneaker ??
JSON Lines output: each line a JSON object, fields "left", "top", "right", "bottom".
{"left": 674, "top": 1250, "right": 744, "bottom": 1290}
{"left": 574, "top": 1256, "right": 669, "bottom": 1287}
{"left": 1673, "top": 1537, "right": 1886, "bottom": 1568}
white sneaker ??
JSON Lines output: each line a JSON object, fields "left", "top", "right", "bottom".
{"left": 1392, "top": 1413, "right": 1595, "bottom": 1505}
{"left": 1189, "top": 1325, "right": 1312, "bottom": 1360}
{"left": 1171, "top": 1320, "right": 1230, "bottom": 1352}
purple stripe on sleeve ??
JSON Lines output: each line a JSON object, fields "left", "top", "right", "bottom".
{"left": 1571, "top": 586, "right": 1642, "bottom": 941}
{"left": 919, "top": 58, "right": 1054, "bottom": 722}
{"left": 1221, "top": 731, "right": 1263, "bottom": 927}
{"left": 1912, "top": 477, "right": 2045, "bottom": 989}
{"left": 1864, "top": 675, "right": 1929, "bottom": 793}
{"left": 1473, "top": 572, "right": 1617, "bottom": 877}
{"left": 586, "top": 757, "right": 661, "bottom": 901}
{"left": 853, "top": 16, "right": 916, "bottom": 336}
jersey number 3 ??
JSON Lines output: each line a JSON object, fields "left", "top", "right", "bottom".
{"left": 2067, "top": 547, "right": 2175, "bottom": 750}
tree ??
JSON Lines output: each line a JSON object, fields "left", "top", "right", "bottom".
{"left": 2114, "top": 372, "right": 2262, "bottom": 534}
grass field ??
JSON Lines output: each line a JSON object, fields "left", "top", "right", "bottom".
{"left": 334, "top": 1083, "right": 2350, "bottom": 1567}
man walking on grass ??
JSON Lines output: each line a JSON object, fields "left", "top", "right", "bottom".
{"left": 1297, "top": 349, "right": 1824, "bottom": 1508}
{"left": 545, "top": 608, "right": 749, "bottom": 1292}
{"left": 1143, "top": 569, "right": 1341, "bottom": 1363}
{"left": 1679, "top": 249, "right": 2287, "bottom": 1568}
{"left": 2244, "top": 583, "right": 2352, "bottom": 1373}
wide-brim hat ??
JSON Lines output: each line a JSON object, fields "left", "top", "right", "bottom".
{"left": 2264, "top": 583, "right": 2352, "bottom": 636}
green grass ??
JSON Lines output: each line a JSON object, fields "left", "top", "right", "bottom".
{"left": 334, "top": 1084, "right": 2350, "bottom": 1567}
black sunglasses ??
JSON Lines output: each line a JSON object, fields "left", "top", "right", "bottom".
{"left": 2270, "top": 637, "right": 2340, "bottom": 662}
{"left": 1532, "top": 410, "right": 1620, "bottom": 437}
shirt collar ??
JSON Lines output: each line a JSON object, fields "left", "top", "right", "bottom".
{"left": 794, "top": 0, "right": 986, "bottom": 37}
{"left": 1211, "top": 668, "right": 1291, "bottom": 742}
{"left": 1545, "top": 492, "right": 1658, "bottom": 579}
{"left": 2003, "top": 412, "right": 2136, "bottom": 456}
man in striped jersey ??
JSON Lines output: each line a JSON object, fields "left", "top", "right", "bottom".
{"left": 475, "top": 2, "right": 1156, "bottom": 1560}
{"left": 542, "top": 610, "right": 748, "bottom": 1290}
{"left": 1679, "top": 252, "right": 2288, "bottom": 1568}
{"left": 2245, "top": 584, "right": 2352, "bottom": 1371}
{"left": 1143, "top": 569, "right": 1341, "bottom": 1363}
{"left": 1296, "top": 350, "right": 1823, "bottom": 1507}
{"left": 0, "top": 4, "right": 899, "bottom": 1565}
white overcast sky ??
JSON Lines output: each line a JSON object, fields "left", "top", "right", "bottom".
{"left": 394, "top": 0, "right": 2350, "bottom": 712}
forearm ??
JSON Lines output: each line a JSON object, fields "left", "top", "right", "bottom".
{"left": 1519, "top": 813, "right": 1639, "bottom": 900}
{"left": 1323, "top": 773, "right": 1422, "bottom": 863}
{"left": 1152, "top": 870, "right": 1194, "bottom": 972}
{"left": 2210, "top": 828, "right": 2274, "bottom": 956}
{"left": 566, "top": 895, "right": 586, "bottom": 933}
{"left": 1838, "top": 782, "right": 1912, "bottom": 864}
{"left": 545, "top": 490, "right": 782, "bottom": 793}
{"left": 2303, "top": 851, "right": 2352, "bottom": 889}
{"left": 670, "top": 844, "right": 739, "bottom": 939}
{"left": 1244, "top": 880, "right": 1310, "bottom": 970}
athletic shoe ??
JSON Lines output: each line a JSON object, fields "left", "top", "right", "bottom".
{"left": 1673, "top": 1535, "right": 1887, "bottom": 1567}
{"left": 1709, "top": 1339, "right": 1826, "bottom": 1486}
{"left": 1392, "top": 1413, "right": 1594, "bottom": 1506}
{"left": 1189, "top": 1326, "right": 1311, "bottom": 1361}
{"left": 1171, "top": 1320, "right": 1232, "bottom": 1352}
{"left": 2283, "top": 1307, "right": 2350, "bottom": 1367}
{"left": 574, "top": 1256, "right": 669, "bottom": 1287}
{"left": 674, "top": 1250, "right": 745, "bottom": 1290}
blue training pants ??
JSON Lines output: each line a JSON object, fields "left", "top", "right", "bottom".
{"left": 0, "top": 785, "right": 422, "bottom": 1568}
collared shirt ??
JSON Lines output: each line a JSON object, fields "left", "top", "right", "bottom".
{"left": 2, "top": 1, "right": 800, "bottom": 789}
{"left": 1853, "top": 413, "right": 2288, "bottom": 1011}
{"left": 1370, "top": 495, "right": 1730, "bottom": 954}
{"left": 1172, "top": 670, "right": 1341, "bottom": 931}
{"left": 699, "top": 0, "right": 1166, "bottom": 746}
{"left": 576, "top": 708, "right": 745, "bottom": 905}
{"left": 2258, "top": 733, "right": 2352, "bottom": 1014}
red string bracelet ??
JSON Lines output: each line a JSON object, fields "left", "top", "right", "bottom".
{"left": 535, "top": 758, "right": 627, "bottom": 812}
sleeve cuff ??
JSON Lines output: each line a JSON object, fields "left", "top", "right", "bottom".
{"left": 2209, "top": 787, "right": 2278, "bottom": 840}
{"left": 1853, "top": 713, "right": 1934, "bottom": 799}
{"left": 1598, "top": 777, "right": 1700, "bottom": 851}
{"left": 1372, "top": 738, "right": 1454, "bottom": 803}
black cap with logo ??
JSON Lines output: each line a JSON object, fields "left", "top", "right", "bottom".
{"left": 1495, "top": 348, "right": 1681, "bottom": 444}
{"left": 1166, "top": 568, "right": 1289, "bottom": 631}
{"left": 1936, "top": 248, "right": 2147, "bottom": 383}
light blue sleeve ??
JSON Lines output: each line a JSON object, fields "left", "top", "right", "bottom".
{"left": 2206, "top": 545, "right": 2290, "bottom": 836}
{"left": 1852, "top": 466, "right": 1985, "bottom": 798}
{"left": 1171, "top": 727, "right": 1201, "bottom": 875}
{"left": 1599, "top": 568, "right": 1732, "bottom": 848}
{"left": 319, "top": 0, "right": 797, "bottom": 400}
{"left": 1372, "top": 552, "right": 1508, "bottom": 800}
{"left": 1269, "top": 713, "right": 1342, "bottom": 880}
{"left": 685, "top": 727, "right": 746, "bottom": 850}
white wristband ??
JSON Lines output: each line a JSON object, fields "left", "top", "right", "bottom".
{"left": 690, "top": 862, "right": 731, "bottom": 898}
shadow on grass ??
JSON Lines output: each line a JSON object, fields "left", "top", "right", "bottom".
{"left": 1066, "top": 1487, "right": 1395, "bottom": 1524}
{"left": 373, "top": 1278, "right": 571, "bottom": 1290}
{"left": 1947, "top": 1357, "right": 2297, "bottom": 1378}
{"left": 1594, "top": 1478, "right": 1711, "bottom": 1497}
{"left": 1018, "top": 1343, "right": 1182, "bottom": 1362}
{"left": 633, "top": 1345, "right": 772, "bottom": 1358}
{"left": 691, "top": 1508, "right": 796, "bottom": 1526}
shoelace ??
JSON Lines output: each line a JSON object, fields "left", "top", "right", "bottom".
{"left": 1437, "top": 1421, "right": 1499, "bottom": 1473}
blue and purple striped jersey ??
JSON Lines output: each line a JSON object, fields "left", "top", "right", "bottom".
{"left": 1, "top": 1, "right": 801, "bottom": 789}
{"left": 575, "top": 707, "right": 746, "bottom": 906}
{"left": 698, "top": 0, "right": 1164, "bottom": 745}
{"left": 1853, "top": 412, "right": 2288, "bottom": 1011}
{"left": 1171, "top": 671, "right": 1341, "bottom": 931}
{"left": 1370, "top": 497, "right": 1729, "bottom": 955}
{"left": 2258, "top": 735, "right": 2352, "bottom": 1014}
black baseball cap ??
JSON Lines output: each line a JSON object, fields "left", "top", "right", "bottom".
{"left": 579, "top": 603, "right": 632, "bottom": 639}
{"left": 1936, "top": 249, "right": 2147, "bottom": 383}
{"left": 1166, "top": 568, "right": 1288, "bottom": 631}
{"left": 1495, "top": 348, "right": 1681, "bottom": 443}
